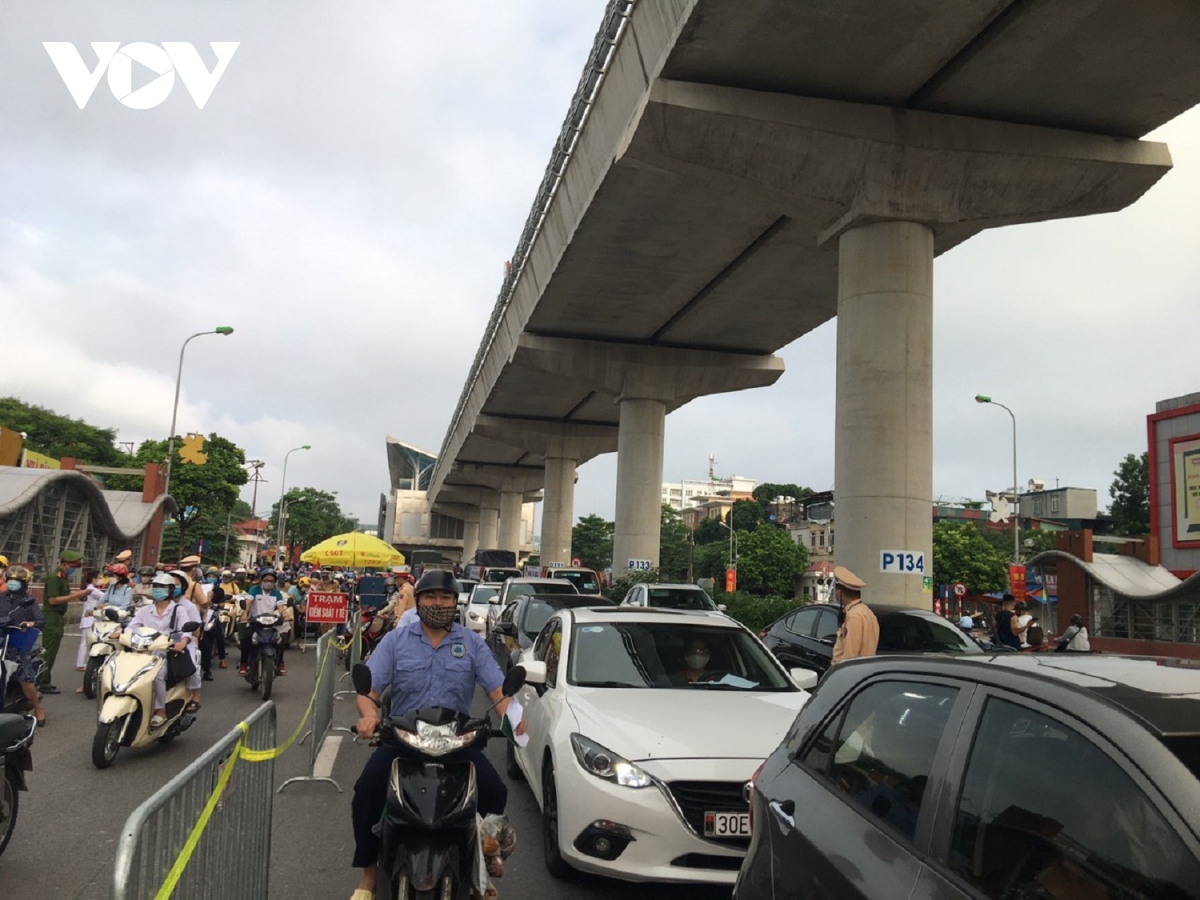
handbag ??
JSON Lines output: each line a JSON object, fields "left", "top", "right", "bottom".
{"left": 1054, "top": 626, "right": 1078, "bottom": 652}
{"left": 164, "top": 605, "right": 198, "bottom": 684}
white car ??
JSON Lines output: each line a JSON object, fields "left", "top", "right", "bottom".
{"left": 461, "top": 584, "right": 499, "bottom": 633}
{"left": 512, "top": 607, "right": 816, "bottom": 885}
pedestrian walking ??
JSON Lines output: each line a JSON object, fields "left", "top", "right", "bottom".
{"left": 831, "top": 566, "right": 879, "bottom": 664}
{"left": 39, "top": 549, "right": 89, "bottom": 693}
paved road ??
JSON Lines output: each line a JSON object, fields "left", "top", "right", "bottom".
{"left": 4, "top": 633, "right": 733, "bottom": 900}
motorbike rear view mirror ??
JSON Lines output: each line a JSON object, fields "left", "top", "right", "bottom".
{"left": 181, "top": 621, "right": 202, "bottom": 632}
{"left": 352, "top": 663, "right": 374, "bottom": 697}
{"left": 502, "top": 665, "right": 526, "bottom": 697}
{"left": 104, "top": 607, "right": 123, "bottom": 622}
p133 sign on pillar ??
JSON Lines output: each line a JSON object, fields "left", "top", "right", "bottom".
{"left": 44, "top": 42, "right": 239, "bottom": 109}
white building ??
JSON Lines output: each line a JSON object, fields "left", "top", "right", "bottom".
{"left": 662, "top": 476, "right": 757, "bottom": 511}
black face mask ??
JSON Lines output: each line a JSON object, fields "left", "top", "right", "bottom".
{"left": 417, "top": 603, "right": 457, "bottom": 630}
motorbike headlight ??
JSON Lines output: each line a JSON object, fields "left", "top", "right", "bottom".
{"left": 114, "top": 661, "right": 158, "bottom": 695}
{"left": 570, "top": 734, "right": 653, "bottom": 788}
{"left": 129, "top": 632, "right": 156, "bottom": 652}
{"left": 396, "top": 720, "right": 478, "bottom": 757}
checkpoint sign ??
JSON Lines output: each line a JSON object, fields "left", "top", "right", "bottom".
{"left": 305, "top": 591, "right": 348, "bottom": 624}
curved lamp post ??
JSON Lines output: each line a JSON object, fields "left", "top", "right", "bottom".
{"left": 975, "top": 394, "right": 1019, "bottom": 564}
{"left": 275, "top": 445, "right": 312, "bottom": 567}
{"left": 164, "top": 326, "right": 234, "bottom": 497}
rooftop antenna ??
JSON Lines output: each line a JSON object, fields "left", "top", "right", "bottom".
{"left": 708, "top": 454, "right": 716, "bottom": 486}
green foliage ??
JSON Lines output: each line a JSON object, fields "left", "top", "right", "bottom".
{"left": 268, "top": 487, "right": 358, "bottom": 550}
{"left": 693, "top": 516, "right": 727, "bottom": 546}
{"left": 730, "top": 499, "right": 763, "bottom": 532}
{"left": 571, "top": 514, "right": 613, "bottom": 571}
{"left": 693, "top": 542, "right": 731, "bottom": 581}
{"left": 977, "top": 524, "right": 1060, "bottom": 559}
{"left": 1110, "top": 452, "right": 1150, "bottom": 536}
{"left": 605, "top": 567, "right": 662, "bottom": 603}
{"left": 659, "top": 504, "right": 692, "bottom": 582}
{"left": 751, "top": 483, "right": 812, "bottom": 505}
{"left": 0, "top": 396, "right": 127, "bottom": 465}
{"left": 110, "top": 434, "right": 249, "bottom": 558}
{"left": 719, "top": 591, "right": 797, "bottom": 634}
{"left": 932, "top": 521, "right": 1008, "bottom": 593}
{"left": 735, "top": 524, "right": 807, "bottom": 596}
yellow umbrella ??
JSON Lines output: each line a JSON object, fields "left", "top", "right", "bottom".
{"left": 300, "top": 531, "right": 406, "bottom": 569}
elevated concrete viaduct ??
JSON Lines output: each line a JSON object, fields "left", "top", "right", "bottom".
{"left": 428, "top": 0, "right": 1200, "bottom": 605}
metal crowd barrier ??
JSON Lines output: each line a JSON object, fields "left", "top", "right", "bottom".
{"left": 277, "top": 628, "right": 342, "bottom": 793}
{"left": 111, "top": 702, "right": 277, "bottom": 900}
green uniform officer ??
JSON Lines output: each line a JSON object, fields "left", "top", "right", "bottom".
{"left": 39, "top": 549, "right": 89, "bottom": 694}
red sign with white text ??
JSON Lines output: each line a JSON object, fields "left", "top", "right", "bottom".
{"left": 1008, "top": 565, "right": 1027, "bottom": 605}
{"left": 305, "top": 591, "right": 348, "bottom": 624}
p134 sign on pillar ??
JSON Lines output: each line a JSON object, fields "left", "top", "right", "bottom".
{"left": 44, "top": 42, "right": 239, "bottom": 109}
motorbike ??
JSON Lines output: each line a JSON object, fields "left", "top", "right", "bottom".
{"left": 0, "top": 711, "right": 36, "bottom": 859}
{"left": 92, "top": 611, "right": 202, "bottom": 769}
{"left": 244, "top": 612, "right": 283, "bottom": 700}
{"left": 83, "top": 606, "right": 130, "bottom": 700}
{"left": 1, "top": 620, "right": 43, "bottom": 715}
{"left": 351, "top": 662, "right": 526, "bottom": 900}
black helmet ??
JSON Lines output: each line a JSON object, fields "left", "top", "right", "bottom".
{"left": 137, "top": 565, "right": 155, "bottom": 578}
{"left": 415, "top": 569, "right": 461, "bottom": 597}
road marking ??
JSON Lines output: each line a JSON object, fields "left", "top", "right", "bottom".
{"left": 314, "top": 734, "right": 343, "bottom": 778}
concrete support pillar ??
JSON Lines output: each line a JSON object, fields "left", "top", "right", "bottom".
{"left": 498, "top": 490, "right": 523, "bottom": 555}
{"left": 541, "top": 457, "right": 577, "bottom": 567}
{"left": 461, "top": 520, "right": 480, "bottom": 563}
{"left": 478, "top": 500, "right": 500, "bottom": 551}
{"left": 835, "top": 220, "right": 934, "bottom": 608}
{"left": 612, "top": 398, "right": 666, "bottom": 574}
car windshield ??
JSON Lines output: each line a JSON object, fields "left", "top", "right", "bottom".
{"left": 878, "top": 613, "right": 982, "bottom": 654}
{"left": 554, "top": 571, "right": 599, "bottom": 593}
{"left": 569, "top": 622, "right": 794, "bottom": 691}
{"left": 521, "top": 582, "right": 578, "bottom": 595}
{"left": 644, "top": 588, "right": 716, "bottom": 611}
{"left": 470, "top": 587, "right": 499, "bottom": 606}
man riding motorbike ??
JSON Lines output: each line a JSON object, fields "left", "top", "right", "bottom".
{"left": 0, "top": 567, "right": 47, "bottom": 726}
{"left": 237, "top": 570, "right": 289, "bottom": 677}
{"left": 349, "top": 569, "right": 524, "bottom": 900}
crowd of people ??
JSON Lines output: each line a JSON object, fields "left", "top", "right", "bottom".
{"left": 958, "top": 593, "right": 1091, "bottom": 652}
{"left": 0, "top": 548, "right": 418, "bottom": 728}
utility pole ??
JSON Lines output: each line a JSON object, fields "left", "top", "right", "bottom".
{"left": 247, "top": 460, "right": 267, "bottom": 567}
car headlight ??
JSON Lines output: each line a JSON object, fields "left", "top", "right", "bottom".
{"left": 570, "top": 733, "right": 653, "bottom": 788}
{"left": 396, "top": 720, "right": 479, "bottom": 757}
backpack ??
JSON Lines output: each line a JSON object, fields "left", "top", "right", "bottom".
{"left": 1027, "top": 622, "right": 1045, "bottom": 647}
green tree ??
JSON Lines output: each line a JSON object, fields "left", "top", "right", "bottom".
{"left": 693, "top": 516, "right": 727, "bottom": 546}
{"left": 0, "top": 396, "right": 127, "bottom": 465}
{"left": 571, "top": 514, "right": 613, "bottom": 570}
{"left": 606, "top": 567, "right": 662, "bottom": 603}
{"left": 110, "top": 434, "right": 249, "bottom": 558}
{"left": 751, "top": 482, "right": 813, "bottom": 525}
{"left": 977, "top": 523, "right": 1060, "bottom": 559}
{"left": 735, "top": 524, "right": 807, "bottom": 596}
{"left": 932, "top": 521, "right": 1008, "bottom": 593}
{"left": 1110, "top": 452, "right": 1150, "bottom": 536}
{"left": 659, "top": 504, "right": 692, "bottom": 582}
{"left": 730, "top": 499, "right": 763, "bottom": 532}
{"left": 694, "top": 542, "right": 731, "bottom": 581}
{"left": 268, "top": 487, "right": 357, "bottom": 552}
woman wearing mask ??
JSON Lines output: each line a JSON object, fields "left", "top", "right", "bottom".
{"left": 124, "top": 572, "right": 200, "bottom": 727}
{"left": 1, "top": 566, "right": 48, "bottom": 725}
{"left": 98, "top": 564, "right": 136, "bottom": 612}
{"left": 168, "top": 571, "right": 205, "bottom": 710}
{"left": 75, "top": 568, "right": 106, "bottom": 686}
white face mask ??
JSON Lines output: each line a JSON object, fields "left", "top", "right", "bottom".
{"left": 685, "top": 652, "right": 710, "bottom": 669}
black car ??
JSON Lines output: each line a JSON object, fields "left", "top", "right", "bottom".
{"left": 760, "top": 604, "right": 981, "bottom": 676}
{"left": 736, "top": 654, "right": 1200, "bottom": 900}
{"left": 486, "top": 593, "right": 609, "bottom": 674}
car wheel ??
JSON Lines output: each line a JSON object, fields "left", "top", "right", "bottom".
{"left": 506, "top": 738, "right": 524, "bottom": 781}
{"left": 541, "top": 761, "right": 575, "bottom": 880}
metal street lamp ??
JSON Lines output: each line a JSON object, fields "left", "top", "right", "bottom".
{"left": 718, "top": 517, "right": 738, "bottom": 570}
{"left": 975, "top": 394, "right": 1020, "bottom": 564}
{"left": 277, "top": 494, "right": 308, "bottom": 567}
{"left": 164, "top": 326, "right": 235, "bottom": 497}
{"left": 275, "top": 445, "right": 312, "bottom": 567}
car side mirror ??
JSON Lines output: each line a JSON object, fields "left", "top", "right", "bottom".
{"left": 352, "top": 663, "right": 374, "bottom": 696}
{"left": 495, "top": 621, "right": 516, "bottom": 636}
{"left": 502, "top": 665, "right": 526, "bottom": 696}
{"left": 717, "top": 604, "right": 727, "bottom": 613}
{"left": 790, "top": 668, "right": 819, "bottom": 690}
{"left": 522, "top": 660, "right": 548, "bottom": 686}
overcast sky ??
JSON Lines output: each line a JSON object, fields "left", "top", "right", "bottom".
{"left": 3, "top": 2, "right": 1198, "bottom": 532}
